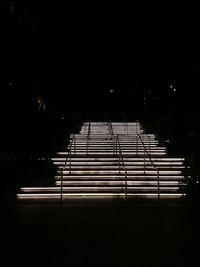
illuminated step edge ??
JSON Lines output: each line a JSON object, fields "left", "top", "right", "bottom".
{"left": 53, "top": 162, "right": 184, "bottom": 168}
{"left": 83, "top": 122, "right": 142, "bottom": 124}
{"left": 72, "top": 138, "right": 157, "bottom": 139}
{"left": 70, "top": 144, "right": 159, "bottom": 147}
{"left": 70, "top": 143, "right": 159, "bottom": 146}
{"left": 66, "top": 150, "right": 166, "bottom": 153}
{"left": 74, "top": 137, "right": 157, "bottom": 140}
{"left": 57, "top": 152, "right": 167, "bottom": 155}
{"left": 74, "top": 140, "right": 157, "bottom": 142}
{"left": 70, "top": 145, "right": 159, "bottom": 147}
{"left": 60, "top": 170, "right": 182, "bottom": 174}
{"left": 76, "top": 134, "right": 155, "bottom": 136}
{"left": 55, "top": 181, "right": 182, "bottom": 186}
{"left": 63, "top": 152, "right": 166, "bottom": 155}
{"left": 53, "top": 164, "right": 185, "bottom": 170}
{"left": 84, "top": 125, "right": 143, "bottom": 127}
{"left": 65, "top": 143, "right": 161, "bottom": 146}
{"left": 54, "top": 162, "right": 184, "bottom": 166}
{"left": 72, "top": 142, "right": 157, "bottom": 144}
{"left": 17, "top": 193, "right": 185, "bottom": 200}
{"left": 56, "top": 166, "right": 185, "bottom": 170}
{"left": 19, "top": 187, "right": 182, "bottom": 194}
{"left": 52, "top": 158, "right": 185, "bottom": 162}
{"left": 71, "top": 140, "right": 160, "bottom": 143}
{"left": 20, "top": 186, "right": 181, "bottom": 191}
{"left": 77, "top": 135, "right": 155, "bottom": 137}
{"left": 70, "top": 140, "right": 158, "bottom": 142}
{"left": 55, "top": 175, "right": 185, "bottom": 180}
{"left": 72, "top": 138, "right": 157, "bottom": 140}
{"left": 76, "top": 136, "right": 156, "bottom": 138}
{"left": 67, "top": 148, "right": 166, "bottom": 151}
{"left": 73, "top": 138, "right": 158, "bottom": 140}
{"left": 75, "top": 140, "right": 157, "bottom": 143}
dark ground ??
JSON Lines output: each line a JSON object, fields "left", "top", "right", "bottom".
{"left": 1, "top": 199, "right": 200, "bottom": 267}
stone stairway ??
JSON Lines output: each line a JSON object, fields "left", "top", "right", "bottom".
{"left": 17, "top": 122, "right": 186, "bottom": 201}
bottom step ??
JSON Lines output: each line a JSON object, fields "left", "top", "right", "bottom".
{"left": 17, "top": 193, "right": 185, "bottom": 201}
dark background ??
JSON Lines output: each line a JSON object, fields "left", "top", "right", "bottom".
{"left": 2, "top": 0, "right": 200, "bottom": 198}
{"left": 3, "top": 0, "right": 200, "bottom": 120}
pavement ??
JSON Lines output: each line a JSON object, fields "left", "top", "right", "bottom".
{"left": 1, "top": 198, "right": 200, "bottom": 267}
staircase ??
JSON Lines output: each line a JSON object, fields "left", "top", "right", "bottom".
{"left": 17, "top": 122, "right": 187, "bottom": 201}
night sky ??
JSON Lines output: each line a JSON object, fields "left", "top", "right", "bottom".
{"left": 4, "top": 0, "right": 200, "bottom": 120}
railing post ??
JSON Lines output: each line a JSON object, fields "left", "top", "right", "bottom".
{"left": 60, "top": 135, "right": 74, "bottom": 203}
{"left": 138, "top": 134, "right": 160, "bottom": 202}
{"left": 109, "top": 121, "right": 116, "bottom": 156}
{"left": 117, "top": 135, "right": 128, "bottom": 200}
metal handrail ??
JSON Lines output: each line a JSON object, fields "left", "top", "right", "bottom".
{"left": 137, "top": 134, "right": 160, "bottom": 201}
{"left": 108, "top": 121, "right": 128, "bottom": 199}
{"left": 60, "top": 134, "right": 75, "bottom": 202}
{"left": 88, "top": 120, "right": 91, "bottom": 137}
{"left": 116, "top": 135, "right": 128, "bottom": 200}
{"left": 108, "top": 121, "right": 116, "bottom": 155}
{"left": 109, "top": 120, "right": 114, "bottom": 136}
